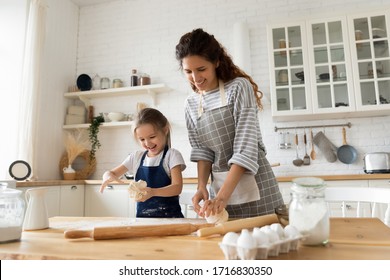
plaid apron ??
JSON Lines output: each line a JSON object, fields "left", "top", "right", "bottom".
{"left": 196, "top": 81, "right": 284, "bottom": 218}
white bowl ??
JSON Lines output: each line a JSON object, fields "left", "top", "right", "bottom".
{"left": 108, "top": 112, "right": 125, "bottom": 122}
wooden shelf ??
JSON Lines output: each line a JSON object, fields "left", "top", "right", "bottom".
{"left": 63, "top": 121, "right": 134, "bottom": 130}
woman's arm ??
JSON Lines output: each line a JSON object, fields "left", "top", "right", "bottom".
{"left": 201, "top": 164, "right": 246, "bottom": 217}
{"left": 192, "top": 160, "right": 212, "bottom": 215}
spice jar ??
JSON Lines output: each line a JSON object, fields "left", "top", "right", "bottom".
{"left": 112, "top": 79, "right": 123, "bottom": 88}
{"left": 289, "top": 177, "right": 329, "bottom": 246}
{"left": 139, "top": 73, "right": 151, "bottom": 85}
{"left": 100, "top": 77, "right": 110, "bottom": 89}
{"left": 130, "top": 69, "right": 138, "bottom": 87}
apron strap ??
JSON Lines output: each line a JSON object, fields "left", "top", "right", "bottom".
{"left": 197, "top": 80, "right": 226, "bottom": 118}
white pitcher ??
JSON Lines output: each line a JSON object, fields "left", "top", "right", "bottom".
{"left": 23, "top": 187, "right": 49, "bottom": 230}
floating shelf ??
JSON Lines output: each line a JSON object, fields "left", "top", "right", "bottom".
{"left": 64, "top": 83, "right": 170, "bottom": 105}
{"left": 63, "top": 121, "right": 134, "bottom": 130}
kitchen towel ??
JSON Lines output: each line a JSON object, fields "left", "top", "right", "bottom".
{"left": 313, "top": 131, "right": 338, "bottom": 162}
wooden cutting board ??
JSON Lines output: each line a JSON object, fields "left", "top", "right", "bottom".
{"left": 330, "top": 218, "right": 390, "bottom": 246}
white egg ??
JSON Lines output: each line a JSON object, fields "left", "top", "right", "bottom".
{"left": 222, "top": 231, "right": 239, "bottom": 246}
{"left": 252, "top": 228, "right": 269, "bottom": 247}
{"left": 237, "top": 229, "right": 257, "bottom": 249}
{"left": 260, "top": 225, "right": 271, "bottom": 232}
{"left": 284, "top": 225, "right": 300, "bottom": 238}
{"left": 263, "top": 228, "right": 280, "bottom": 244}
{"left": 270, "top": 223, "right": 285, "bottom": 239}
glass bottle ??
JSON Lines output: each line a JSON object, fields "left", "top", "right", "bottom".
{"left": 130, "top": 69, "right": 138, "bottom": 86}
{"left": 289, "top": 177, "right": 329, "bottom": 246}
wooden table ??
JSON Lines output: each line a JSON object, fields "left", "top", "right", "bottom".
{"left": 1, "top": 217, "right": 390, "bottom": 260}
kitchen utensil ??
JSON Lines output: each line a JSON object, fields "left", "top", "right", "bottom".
{"left": 292, "top": 133, "right": 303, "bottom": 166}
{"left": 313, "top": 131, "right": 338, "bottom": 162}
{"left": 23, "top": 187, "right": 49, "bottom": 231}
{"left": 64, "top": 223, "right": 213, "bottom": 240}
{"left": 197, "top": 213, "right": 279, "bottom": 237}
{"left": 337, "top": 127, "right": 358, "bottom": 164}
{"left": 0, "top": 183, "right": 25, "bottom": 243}
{"left": 310, "top": 129, "right": 316, "bottom": 160}
{"left": 303, "top": 130, "right": 310, "bottom": 165}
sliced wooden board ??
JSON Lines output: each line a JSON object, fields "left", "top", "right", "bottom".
{"left": 330, "top": 218, "right": 390, "bottom": 246}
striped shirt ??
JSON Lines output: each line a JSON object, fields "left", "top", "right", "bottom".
{"left": 184, "top": 77, "right": 266, "bottom": 175}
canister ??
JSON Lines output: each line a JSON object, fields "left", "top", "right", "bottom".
{"left": 100, "top": 77, "right": 110, "bottom": 89}
{"left": 112, "top": 79, "right": 123, "bottom": 88}
{"left": 289, "top": 177, "right": 329, "bottom": 245}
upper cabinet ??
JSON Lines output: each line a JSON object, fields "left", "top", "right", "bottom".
{"left": 348, "top": 12, "right": 390, "bottom": 111}
{"left": 267, "top": 10, "right": 390, "bottom": 121}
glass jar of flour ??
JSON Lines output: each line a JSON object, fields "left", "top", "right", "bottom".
{"left": 289, "top": 177, "right": 329, "bottom": 246}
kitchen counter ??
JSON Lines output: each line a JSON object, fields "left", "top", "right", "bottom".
{"left": 12, "top": 174, "right": 390, "bottom": 187}
{"left": 1, "top": 217, "right": 390, "bottom": 260}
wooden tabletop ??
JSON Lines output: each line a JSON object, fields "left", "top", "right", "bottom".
{"left": 1, "top": 217, "right": 390, "bottom": 260}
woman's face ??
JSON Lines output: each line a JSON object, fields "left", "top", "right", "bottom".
{"left": 182, "top": 55, "right": 219, "bottom": 92}
{"left": 135, "top": 123, "right": 168, "bottom": 157}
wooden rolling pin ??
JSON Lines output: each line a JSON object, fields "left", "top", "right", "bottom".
{"left": 64, "top": 223, "right": 212, "bottom": 240}
{"left": 197, "top": 213, "right": 279, "bottom": 237}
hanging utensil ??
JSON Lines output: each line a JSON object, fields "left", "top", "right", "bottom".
{"left": 310, "top": 129, "right": 316, "bottom": 160}
{"left": 303, "top": 130, "right": 310, "bottom": 165}
{"left": 337, "top": 127, "right": 358, "bottom": 164}
{"left": 292, "top": 133, "right": 303, "bottom": 166}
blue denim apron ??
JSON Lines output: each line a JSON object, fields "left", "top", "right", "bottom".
{"left": 135, "top": 146, "right": 184, "bottom": 218}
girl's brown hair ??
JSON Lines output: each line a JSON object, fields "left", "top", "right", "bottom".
{"left": 133, "top": 108, "right": 171, "bottom": 147}
{"left": 175, "top": 28, "right": 263, "bottom": 110}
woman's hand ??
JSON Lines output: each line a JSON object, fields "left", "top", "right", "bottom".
{"left": 192, "top": 188, "right": 209, "bottom": 217}
{"left": 200, "top": 197, "right": 227, "bottom": 218}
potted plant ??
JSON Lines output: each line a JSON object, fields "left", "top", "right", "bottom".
{"left": 88, "top": 115, "right": 104, "bottom": 161}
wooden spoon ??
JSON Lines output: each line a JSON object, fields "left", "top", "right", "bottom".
{"left": 310, "top": 129, "right": 316, "bottom": 160}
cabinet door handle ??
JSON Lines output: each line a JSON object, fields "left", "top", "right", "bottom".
{"left": 107, "top": 185, "right": 114, "bottom": 190}
{"left": 71, "top": 185, "right": 78, "bottom": 190}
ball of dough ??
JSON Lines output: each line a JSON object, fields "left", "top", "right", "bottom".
{"left": 128, "top": 180, "right": 147, "bottom": 200}
{"left": 206, "top": 208, "right": 229, "bottom": 224}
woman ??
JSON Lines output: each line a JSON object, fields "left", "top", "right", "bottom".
{"left": 175, "top": 28, "right": 283, "bottom": 219}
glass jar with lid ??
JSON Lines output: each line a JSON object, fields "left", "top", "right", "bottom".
{"left": 289, "top": 177, "right": 329, "bottom": 246}
{"left": 0, "top": 183, "right": 26, "bottom": 243}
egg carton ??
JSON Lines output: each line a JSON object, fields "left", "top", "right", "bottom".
{"left": 218, "top": 223, "right": 304, "bottom": 260}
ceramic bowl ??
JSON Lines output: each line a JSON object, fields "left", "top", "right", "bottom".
{"left": 108, "top": 112, "right": 125, "bottom": 122}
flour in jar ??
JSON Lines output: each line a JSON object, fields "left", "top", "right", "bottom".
{"left": 289, "top": 203, "right": 329, "bottom": 245}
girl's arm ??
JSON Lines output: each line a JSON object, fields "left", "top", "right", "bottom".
{"left": 141, "top": 165, "right": 183, "bottom": 199}
{"left": 100, "top": 165, "right": 127, "bottom": 193}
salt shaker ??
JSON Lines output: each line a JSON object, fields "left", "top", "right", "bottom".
{"left": 289, "top": 177, "right": 329, "bottom": 246}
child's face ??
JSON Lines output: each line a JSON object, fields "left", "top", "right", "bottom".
{"left": 135, "top": 123, "right": 168, "bottom": 157}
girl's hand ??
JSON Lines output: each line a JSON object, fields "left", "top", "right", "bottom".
{"left": 192, "top": 188, "right": 209, "bottom": 217}
{"left": 134, "top": 187, "right": 153, "bottom": 202}
{"left": 100, "top": 171, "right": 124, "bottom": 193}
{"left": 200, "top": 197, "right": 227, "bottom": 218}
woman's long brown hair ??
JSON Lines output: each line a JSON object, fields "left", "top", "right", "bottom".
{"left": 175, "top": 28, "right": 263, "bottom": 110}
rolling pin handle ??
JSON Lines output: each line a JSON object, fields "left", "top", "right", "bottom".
{"left": 64, "top": 229, "right": 94, "bottom": 239}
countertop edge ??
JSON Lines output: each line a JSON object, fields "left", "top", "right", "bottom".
{"left": 10, "top": 174, "right": 390, "bottom": 187}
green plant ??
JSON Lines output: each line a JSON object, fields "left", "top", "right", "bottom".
{"left": 88, "top": 115, "right": 104, "bottom": 161}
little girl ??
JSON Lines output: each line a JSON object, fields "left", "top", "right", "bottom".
{"left": 100, "top": 108, "right": 186, "bottom": 218}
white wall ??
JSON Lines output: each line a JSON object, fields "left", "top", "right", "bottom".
{"left": 39, "top": 0, "right": 390, "bottom": 179}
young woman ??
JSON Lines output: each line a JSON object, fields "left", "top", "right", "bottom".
{"left": 175, "top": 28, "right": 284, "bottom": 219}
{"left": 100, "top": 108, "right": 186, "bottom": 218}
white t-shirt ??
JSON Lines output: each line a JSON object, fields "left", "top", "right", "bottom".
{"left": 121, "top": 148, "right": 186, "bottom": 178}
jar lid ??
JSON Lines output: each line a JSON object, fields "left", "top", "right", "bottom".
{"left": 0, "top": 183, "right": 22, "bottom": 197}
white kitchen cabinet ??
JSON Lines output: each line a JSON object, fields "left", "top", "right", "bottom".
{"left": 181, "top": 184, "right": 198, "bottom": 218}
{"left": 63, "top": 84, "right": 170, "bottom": 129}
{"left": 84, "top": 184, "right": 135, "bottom": 217}
{"left": 348, "top": 11, "right": 390, "bottom": 112}
{"left": 267, "top": 22, "right": 312, "bottom": 119}
{"left": 59, "top": 184, "right": 85, "bottom": 216}
{"left": 267, "top": 10, "right": 390, "bottom": 121}
{"left": 368, "top": 179, "right": 390, "bottom": 222}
